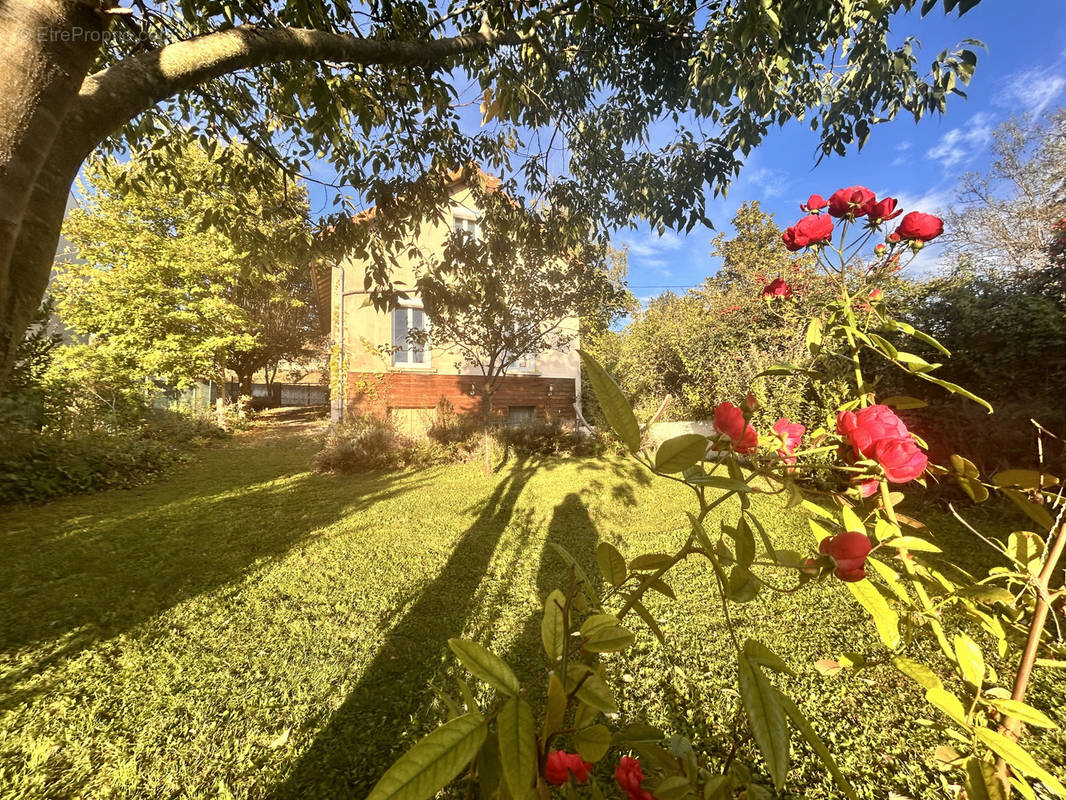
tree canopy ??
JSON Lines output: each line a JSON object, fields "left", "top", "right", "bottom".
{"left": 1, "top": 0, "right": 984, "bottom": 389}
{"left": 55, "top": 142, "right": 317, "bottom": 393}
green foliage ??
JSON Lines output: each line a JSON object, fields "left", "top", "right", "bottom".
{"left": 56, "top": 142, "right": 316, "bottom": 390}
{"left": 312, "top": 416, "right": 428, "bottom": 473}
{"left": 0, "top": 408, "right": 225, "bottom": 505}
{"left": 599, "top": 204, "right": 851, "bottom": 431}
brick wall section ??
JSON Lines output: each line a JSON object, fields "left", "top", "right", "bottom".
{"left": 347, "top": 372, "right": 576, "bottom": 421}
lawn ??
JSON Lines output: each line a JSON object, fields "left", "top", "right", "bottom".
{"left": 1, "top": 417, "right": 1063, "bottom": 799}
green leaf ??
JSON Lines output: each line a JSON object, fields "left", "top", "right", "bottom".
{"left": 732, "top": 518, "right": 757, "bottom": 567}
{"left": 847, "top": 579, "right": 900, "bottom": 648}
{"left": 881, "top": 395, "right": 928, "bottom": 410}
{"left": 547, "top": 543, "right": 597, "bottom": 599}
{"left": 776, "top": 690, "right": 860, "bottom": 800}
{"left": 925, "top": 687, "right": 969, "bottom": 727}
{"left": 366, "top": 712, "right": 487, "bottom": 800}
{"left": 805, "top": 317, "right": 823, "bottom": 355}
{"left": 993, "top": 469, "right": 1059, "bottom": 489}
{"left": 727, "top": 565, "right": 759, "bottom": 603}
{"left": 882, "top": 536, "right": 942, "bottom": 553}
{"left": 986, "top": 699, "right": 1058, "bottom": 729}
{"left": 964, "top": 757, "right": 1008, "bottom": 800}
{"left": 840, "top": 504, "right": 864, "bottom": 534}
{"left": 953, "top": 633, "right": 984, "bottom": 688}
{"left": 448, "top": 640, "right": 519, "bottom": 696}
{"left": 743, "top": 639, "right": 794, "bottom": 676}
{"left": 542, "top": 673, "right": 566, "bottom": 743}
{"left": 541, "top": 590, "right": 567, "bottom": 662}
{"left": 737, "top": 652, "right": 789, "bottom": 790}
{"left": 630, "top": 553, "right": 674, "bottom": 571}
{"left": 578, "top": 350, "right": 641, "bottom": 452}
{"left": 572, "top": 666, "right": 617, "bottom": 713}
{"left": 498, "top": 697, "right": 536, "bottom": 799}
{"left": 974, "top": 728, "right": 1066, "bottom": 796}
{"left": 917, "top": 373, "right": 993, "bottom": 413}
{"left": 574, "top": 724, "right": 611, "bottom": 762}
{"left": 654, "top": 434, "right": 708, "bottom": 473}
{"left": 611, "top": 723, "right": 664, "bottom": 745}
{"left": 631, "top": 598, "right": 667, "bottom": 645}
{"left": 652, "top": 776, "right": 691, "bottom": 800}
{"left": 892, "top": 656, "right": 942, "bottom": 691}
{"left": 582, "top": 615, "right": 635, "bottom": 652}
{"left": 1002, "top": 489, "right": 1055, "bottom": 530}
{"left": 596, "top": 542, "right": 627, "bottom": 587}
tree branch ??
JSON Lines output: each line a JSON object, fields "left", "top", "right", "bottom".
{"left": 70, "top": 22, "right": 518, "bottom": 155}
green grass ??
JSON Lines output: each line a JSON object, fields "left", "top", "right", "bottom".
{"left": 0, "top": 420, "right": 1063, "bottom": 799}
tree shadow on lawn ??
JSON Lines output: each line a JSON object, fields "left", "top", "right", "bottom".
{"left": 269, "top": 456, "right": 544, "bottom": 800}
{"left": 0, "top": 453, "right": 430, "bottom": 711}
{"left": 496, "top": 492, "right": 605, "bottom": 681}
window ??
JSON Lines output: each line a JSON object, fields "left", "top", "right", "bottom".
{"left": 503, "top": 351, "right": 536, "bottom": 373}
{"left": 507, "top": 406, "right": 536, "bottom": 427}
{"left": 453, "top": 211, "right": 480, "bottom": 239}
{"left": 392, "top": 304, "right": 429, "bottom": 367}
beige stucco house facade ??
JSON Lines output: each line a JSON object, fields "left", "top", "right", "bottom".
{"left": 314, "top": 175, "right": 582, "bottom": 433}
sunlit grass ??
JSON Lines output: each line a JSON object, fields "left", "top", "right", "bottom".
{"left": 0, "top": 427, "right": 1061, "bottom": 799}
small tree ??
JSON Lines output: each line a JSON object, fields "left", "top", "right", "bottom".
{"left": 55, "top": 142, "right": 315, "bottom": 419}
{"left": 412, "top": 201, "right": 629, "bottom": 474}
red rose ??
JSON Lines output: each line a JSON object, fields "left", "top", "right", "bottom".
{"left": 872, "top": 436, "right": 928, "bottom": 483}
{"left": 874, "top": 243, "right": 887, "bottom": 257}
{"left": 827, "top": 186, "right": 876, "bottom": 219}
{"left": 894, "top": 211, "right": 944, "bottom": 243}
{"left": 836, "top": 405, "right": 909, "bottom": 459}
{"left": 837, "top": 404, "right": 927, "bottom": 485}
{"left": 801, "top": 194, "right": 828, "bottom": 213}
{"left": 819, "top": 531, "right": 872, "bottom": 582}
{"left": 714, "top": 402, "right": 758, "bottom": 454}
{"left": 761, "top": 277, "right": 793, "bottom": 298}
{"left": 773, "top": 417, "right": 805, "bottom": 464}
{"left": 869, "top": 289, "right": 883, "bottom": 300}
{"left": 616, "top": 756, "right": 656, "bottom": 800}
{"left": 545, "top": 750, "right": 593, "bottom": 785}
{"left": 868, "top": 197, "right": 903, "bottom": 223}
{"left": 781, "top": 214, "right": 834, "bottom": 251}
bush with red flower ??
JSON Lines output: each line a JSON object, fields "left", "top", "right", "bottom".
{"left": 369, "top": 189, "right": 1064, "bottom": 800}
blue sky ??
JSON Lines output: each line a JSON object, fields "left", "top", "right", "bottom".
{"left": 606, "top": 1, "right": 1066, "bottom": 305}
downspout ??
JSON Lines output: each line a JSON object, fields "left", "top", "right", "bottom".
{"left": 331, "top": 262, "right": 344, "bottom": 423}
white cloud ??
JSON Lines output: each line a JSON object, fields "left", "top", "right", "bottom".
{"left": 616, "top": 230, "right": 684, "bottom": 260}
{"left": 926, "top": 112, "right": 995, "bottom": 170}
{"left": 999, "top": 70, "right": 1066, "bottom": 116}
{"left": 895, "top": 140, "right": 912, "bottom": 152}
{"left": 892, "top": 187, "right": 954, "bottom": 217}
{"left": 744, "top": 166, "right": 788, "bottom": 198}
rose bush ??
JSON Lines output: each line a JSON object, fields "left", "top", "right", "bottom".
{"left": 367, "top": 189, "right": 1065, "bottom": 800}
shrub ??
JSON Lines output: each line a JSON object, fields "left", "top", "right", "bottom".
{"left": 0, "top": 429, "right": 179, "bottom": 505}
{"left": 0, "top": 407, "right": 228, "bottom": 506}
{"left": 313, "top": 416, "right": 430, "bottom": 473}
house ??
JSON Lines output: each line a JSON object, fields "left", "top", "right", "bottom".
{"left": 314, "top": 172, "right": 581, "bottom": 434}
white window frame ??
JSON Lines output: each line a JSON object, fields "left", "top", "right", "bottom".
{"left": 503, "top": 351, "right": 536, "bottom": 374}
{"left": 391, "top": 299, "right": 431, "bottom": 369}
{"left": 452, "top": 207, "right": 481, "bottom": 239}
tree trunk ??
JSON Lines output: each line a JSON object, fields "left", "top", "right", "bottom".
{"left": 238, "top": 370, "right": 253, "bottom": 398}
{"left": 214, "top": 368, "right": 229, "bottom": 426}
{"left": 480, "top": 386, "right": 493, "bottom": 477}
{"left": 0, "top": 0, "right": 109, "bottom": 386}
